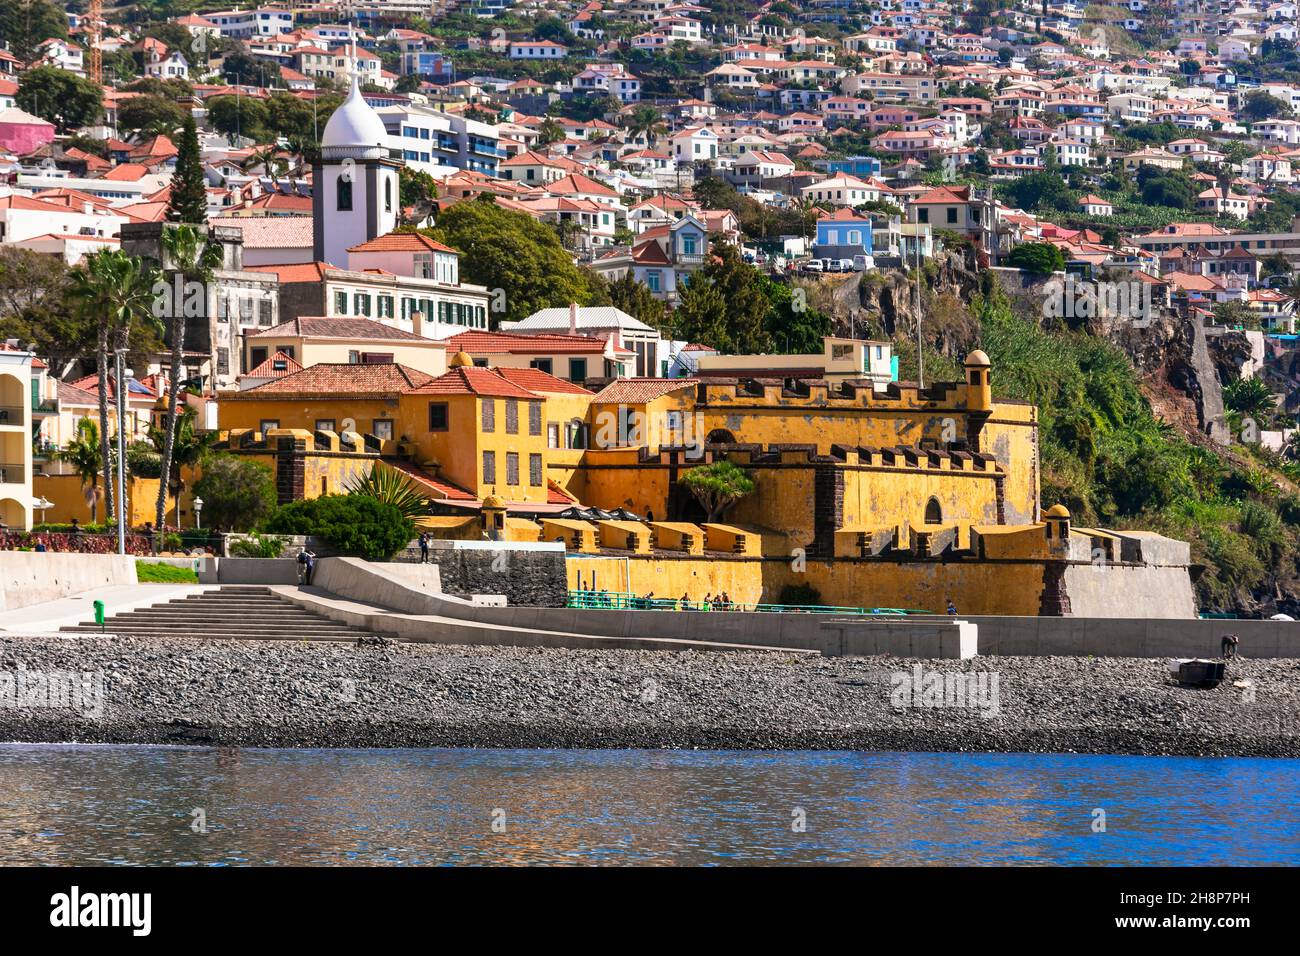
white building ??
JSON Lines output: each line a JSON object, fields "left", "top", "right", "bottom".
{"left": 206, "top": 9, "right": 295, "bottom": 38}
{"left": 312, "top": 77, "right": 401, "bottom": 272}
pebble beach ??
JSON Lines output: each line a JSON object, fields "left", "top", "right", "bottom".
{"left": 1, "top": 634, "right": 1297, "bottom": 756}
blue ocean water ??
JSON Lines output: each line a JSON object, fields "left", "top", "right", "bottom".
{"left": 0, "top": 745, "right": 1295, "bottom": 865}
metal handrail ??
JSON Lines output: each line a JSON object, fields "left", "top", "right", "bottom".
{"left": 566, "top": 589, "right": 924, "bottom": 615}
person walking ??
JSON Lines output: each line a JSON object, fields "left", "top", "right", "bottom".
{"left": 418, "top": 532, "right": 430, "bottom": 564}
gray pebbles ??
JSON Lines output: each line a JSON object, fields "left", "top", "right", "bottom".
{"left": 1, "top": 634, "right": 1297, "bottom": 755}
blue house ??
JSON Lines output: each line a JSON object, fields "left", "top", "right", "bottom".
{"left": 813, "top": 208, "right": 873, "bottom": 260}
{"left": 825, "top": 155, "right": 882, "bottom": 179}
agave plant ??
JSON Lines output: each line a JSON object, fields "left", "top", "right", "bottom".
{"left": 346, "top": 466, "right": 429, "bottom": 521}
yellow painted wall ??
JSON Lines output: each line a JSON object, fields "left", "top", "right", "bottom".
{"left": 34, "top": 473, "right": 176, "bottom": 528}
{"left": 220, "top": 397, "right": 401, "bottom": 437}
{"left": 565, "top": 554, "right": 1046, "bottom": 615}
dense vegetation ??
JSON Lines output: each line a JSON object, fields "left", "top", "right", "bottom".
{"left": 971, "top": 284, "right": 1300, "bottom": 612}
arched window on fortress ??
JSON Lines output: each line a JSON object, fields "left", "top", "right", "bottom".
{"left": 924, "top": 497, "right": 943, "bottom": 525}
{"left": 706, "top": 428, "right": 736, "bottom": 445}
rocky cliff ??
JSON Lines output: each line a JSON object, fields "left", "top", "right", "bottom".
{"left": 831, "top": 254, "right": 1229, "bottom": 447}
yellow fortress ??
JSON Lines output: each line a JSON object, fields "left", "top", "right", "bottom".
{"left": 214, "top": 348, "right": 1196, "bottom": 618}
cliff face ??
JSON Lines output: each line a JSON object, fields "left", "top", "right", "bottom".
{"left": 839, "top": 255, "right": 1230, "bottom": 447}
{"left": 1088, "top": 306, "right": 1229, "bottom": 446}
{"left": 849, "top": 251, "right": 982, "bottom": 354}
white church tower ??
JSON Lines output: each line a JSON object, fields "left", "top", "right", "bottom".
{"left": 313, "top": 72, "right": 402, "bottom": 267}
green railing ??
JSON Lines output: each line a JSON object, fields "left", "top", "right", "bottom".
{"left": 567, "top": 590, "right": 925, "bottom": 615}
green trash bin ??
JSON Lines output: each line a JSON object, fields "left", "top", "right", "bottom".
{"left": 93, "top": 599, "right": 105, "bottom": 632}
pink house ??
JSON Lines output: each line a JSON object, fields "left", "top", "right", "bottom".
{"left": 0, "top": 108, "right": 55, "bottom": 155}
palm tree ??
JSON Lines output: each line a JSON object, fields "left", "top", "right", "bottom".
{"left": 55, "top": 418, "right": 106, "bottom": 524}
{"left": 1224, "top": 376, "right": 1277, "bottom": 423}
{"left": 792, "top": 196, "right": 821, "bottom": 248}
{"left": 242, "top": 144, "right": 287, "bottom": 188}
{"left": 623, "top": 104, "right": 667, "bottom": 148}
{"left": 284, "top": 134, "right": 317, "bottom": 177}
{"left": 68, "top": 249, "right": 163, "bottom": 524}
{"left": 346, "top": 466, "right": 428, "bottom": 520}
{"left": 154, "top": 225, "right": 221, "bottom": 548}
{"left": 537, "top": 118, "right": 565, "bottom": 146}
{"left": 149, "top": 406, "right": 217, "bottom": 529}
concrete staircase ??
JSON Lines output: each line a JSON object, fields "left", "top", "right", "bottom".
{"left": 59, "top": 585, "right": 390, "bottom": 642}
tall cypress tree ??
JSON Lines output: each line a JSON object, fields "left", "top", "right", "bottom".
{"left": 168, "top": 117, "right": 207, "bottom": 224}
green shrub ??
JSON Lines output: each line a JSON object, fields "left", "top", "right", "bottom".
{"left": 263, "top": 494, "right": 413, "bottom": 561}
{"left": 136, "top": 561, "right": 199, "bottom": 583}
{"left": 229, "top": 532, "right": 287, "bottom": 558}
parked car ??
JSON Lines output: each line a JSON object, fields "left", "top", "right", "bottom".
{"left": 802, "top": 259, "right": 823, "bottom": 273}
{"left": 853, "top": 254, "right": 874, "bottom": 271}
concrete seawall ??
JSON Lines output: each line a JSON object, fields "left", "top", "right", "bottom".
{"left": 307, "top": 558, "right": 976, "bottom": 658}
{"left": 311, "top": 558, "right": 1299, "bottom": 659}
{"left": 0, "top": 553, "right": 138, "bottom": 612}
{"left": 950, "top": 614, "right": 1300, "bottom": 658}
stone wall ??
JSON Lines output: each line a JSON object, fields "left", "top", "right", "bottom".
{"left": 400, "top": 544, "right": 568, "bottom": 607}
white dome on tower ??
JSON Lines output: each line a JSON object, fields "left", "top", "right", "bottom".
{"left": 320, "top": 78, "right": 388, "bottom": 160}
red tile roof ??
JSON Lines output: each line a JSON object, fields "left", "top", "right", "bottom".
{"left": 384, "top": 459, "right": 477, "bottom": 501}
{"left": 592, "top": 378, "right": 696, "bottom": 404}
{"left": 493, "top": 366, "right": 593, "bottom": 395}
{"left": 347, "top": 232, "right": 460, "bottom": 255}
{"left": 249, "top": 316, "right": 440, "bottom": 342}
{"left": 235, "top": 363, "right": 434, "bottom": 396}
{"left": 101, "top": 163, "right": 151, "bottom": 182}
{"left": 441, "top": 329, "right": 626, "bottom": 355}
{"left": 910, "top": 185, "right": 972, "bottom": 205}
{"left": 245, "top": 261, "right": 335, "bottom": 283}
{"left": 243, "top": 350, "right": 302, "bottom": 378}
{"left": 405, "top": 365, "right": 540, "bottom": 398}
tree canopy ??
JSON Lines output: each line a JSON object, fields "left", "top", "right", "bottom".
{"left": 424, "top": 195, "right": 606, "bottom": 324}
{"left": 0, "top": 0, "right": 66, "bottom": 62}
{"left": 16, "top": 66, "right": 103, "bottom": 133}
{"left": 679, "top": 460, "right": 756, "bottom": 522}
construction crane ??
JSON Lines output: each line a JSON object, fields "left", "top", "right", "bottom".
{"left": 87, "top": 0, "right": 103, "bottom": 86}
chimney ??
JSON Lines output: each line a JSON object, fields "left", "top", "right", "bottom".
{"left": 568, "top": 301, "right": 579, "bottom": 335}
{"left": 412, "top": 310, "right": 424, "bottom": 338}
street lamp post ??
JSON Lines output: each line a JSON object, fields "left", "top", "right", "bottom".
{"left": 114, "top": 350, "right": 130, "bottom": 556}
{"left": 193, "top": 496, "right": 204, "bottom": 531}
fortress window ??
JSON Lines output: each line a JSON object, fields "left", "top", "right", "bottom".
{"left": 924, "top": 497, "right": 943, "bottom": 524}
{"left": 706, "top": 429, "right": 735, "bottom": 445}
